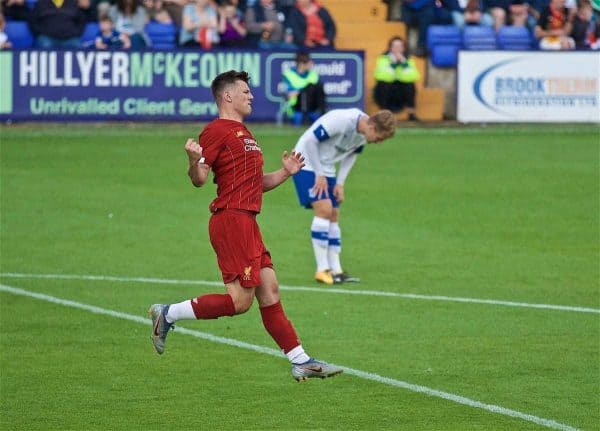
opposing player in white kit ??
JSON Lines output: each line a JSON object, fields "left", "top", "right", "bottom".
{"left": 292, "top": 108, "right": 397, "bottom": 285}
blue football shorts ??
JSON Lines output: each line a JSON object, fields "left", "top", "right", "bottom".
{"left": 292, "top": 169, "right": 339, "bottom": 209}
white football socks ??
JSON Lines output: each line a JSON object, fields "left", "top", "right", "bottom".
{"left": 328, "top": 221, "right": 342, "bottom": 274}
{"left": 165, "top": 300, "right": 196, "bottom": 323}
{"left": 311, "top": 216, "right": 330, "bottom": 272}
{"left": 286, "top": 345, "right": 311, "bottom": 364}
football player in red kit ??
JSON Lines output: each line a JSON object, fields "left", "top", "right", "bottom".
{"left": 149, "top": 70, "right": 343, "bottom": 382}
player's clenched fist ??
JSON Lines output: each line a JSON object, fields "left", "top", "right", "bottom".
{"left": 184, "top": 138, "right": 203, "bottom": 163}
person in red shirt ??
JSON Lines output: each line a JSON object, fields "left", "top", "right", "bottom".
{"left": 149, "top": 70, "right": 343, "bottom": 382}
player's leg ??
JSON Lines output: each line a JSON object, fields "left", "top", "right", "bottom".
{"left": 292, "top": 170, "right": 334, "bottom": 284}
{"left": 311, "top": 199, "right": 334, "bottom": 284}
{"left": 256, "top": 267, "right": 306, "bottom": 361}
{"left": 327, "top": 207, "right": 343, "bottom": 276}
{"left": 149, "top": 279, "right": 253, "bottom": 355}
{"left": 256, "top": 267, "right": 343, "bottom": 381}
{"left": 149, "top": 210, "right": 257, "bottom": 354}
{"left": 327, "top": 206, "right": 360, "bottom": 284}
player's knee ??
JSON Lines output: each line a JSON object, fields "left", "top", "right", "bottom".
{"left": 231, "top": 294, "right": 254, "bottom": 314}
{"left": 314, "top": 205, "right": 333, "bottom": 220}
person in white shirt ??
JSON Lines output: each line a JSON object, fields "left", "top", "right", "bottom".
{"left": 292, "top": 108, "right": 396, "bottom": 284}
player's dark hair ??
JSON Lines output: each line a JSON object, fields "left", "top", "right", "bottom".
{"left": 211, "top": 70, "right": 250, "bottom": 101}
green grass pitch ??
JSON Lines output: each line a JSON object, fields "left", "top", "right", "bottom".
{"left": 1, "top": 122, "right": 599, "bottom": 430}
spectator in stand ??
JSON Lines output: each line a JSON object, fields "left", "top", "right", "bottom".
{"left": 528, "top": 0, "right": 549, "bottom": 28}
{"left": 217, "top": 0, "right": 247, "bottom": 46}
{"left": 447, "top": 0, "right": 494, "bottom": 27}
{"left": 282, "top": 51, "right": 326, "bottom": 126}
{"left": 108, "top": 0, "right": 150, "bottom": 48}
{"left": 0, "top": 12, "right": 11, "bottom": 49}
{"left": 95, "top": 15, "right": 132, "bottom": 48}
{"left": 484, "top": 0, "right": 511, "bottom": 30}
{"left": 373, "top": 36, "right": 420, "bottom": 121}
{"left": 29, "top": 0, "right": 86, "bottom": 48}
{"left": 179, "top": 0, "right": 219, "bottom": 48}
{"left": 1, "top": 0, "right": 30, "bottom": 21}
{"left": 245, "top": 0, "right": 294, "bottom": 49}
{"left": 508, "top": 0, "right": 530, "bottom": 25}
{"left": 535, "top": 0, "right": 575, "bottom": 49}
{"left": 79, "top": 0, "right": 100, "bottom": 22}
{"left": 163, "top": 0, "right": 187, "bottom": 26}
{"left": 143, "top": 0, "right": 174, "bottom": 24}
{"left": 285, "top": 0, "right": 336, "bottom": 49}
{"left": 571, "top": 0, "right": 599, "bottom": 48}
{"left": 401, "top": 0, "right": 448, "bottom": 56}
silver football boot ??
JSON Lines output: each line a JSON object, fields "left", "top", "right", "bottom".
{"left": 148, "top": 304, "right": 173, "bottom": 355}
{"left": 291, "top": 359, "right": 344, "bottom": 381}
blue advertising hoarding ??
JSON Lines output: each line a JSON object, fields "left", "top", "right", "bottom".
{"left": 0, "top": 49, "right": 364, "bottom": 122}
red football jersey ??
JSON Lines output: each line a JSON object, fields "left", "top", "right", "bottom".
{"left": 199, "top": 119, "right": 264, "bottom": 213}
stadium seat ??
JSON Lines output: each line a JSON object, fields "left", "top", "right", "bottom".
{"left": 5, "top": 21, "right": 34, "bottom": 48}
{"left": 430, "top": 44, "right": 460, "bottom": 67}
{"left": 462, "top": 25, "right": 497, "bottom": 50}
{"left": 427, "top": 25, "right": 461, "bottom": 68}
{"left": 80, "top": 22, "right": 100, "bottom": 49}
{"left": 145, "top": 22, "right": 177, "bottom": 49}
{"left": 426, "top": 25, "right": 461, "bottom": 53}
{"left": 496, "top": 26, "right": 532, "bottom": 50}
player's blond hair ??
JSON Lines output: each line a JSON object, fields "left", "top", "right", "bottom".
{"left": 368, "top": 110, "right": 397, "bottom": 139}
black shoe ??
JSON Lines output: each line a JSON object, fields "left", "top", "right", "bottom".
{"left": 332, "top": 272, "right": 360, "bottom": 284}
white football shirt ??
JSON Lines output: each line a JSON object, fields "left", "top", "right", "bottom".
{"left": 294, "top": 108, "right": 367, "bottom": 177}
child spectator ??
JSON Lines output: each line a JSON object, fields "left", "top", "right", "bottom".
{"left": 217, "top": 0, "right": 247, "bottom": 46}
{"left": 179, "top": 0, "right": 219, "bottom": 48}
{"left": 373, "top": 36, "right": 420, "bottom": 121}
{"left": 95, "top": 15, "right": 132, "bottom": 48}
{"left": 285, "top": 0, "right": 336, "bottom": 49}
{"left": 535, "top": 0, "right": 575, "bottom": 49}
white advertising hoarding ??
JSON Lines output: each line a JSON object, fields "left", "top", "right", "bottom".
{"left": 458, "top": 51, "right": 600, "bottom": 123}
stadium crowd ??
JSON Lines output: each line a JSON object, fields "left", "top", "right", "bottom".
{"left": 394, "top": 0, "right": 600, "bottom": 53}
{"left": 0, "top": 0, "right": 598, "bottom": 52}
{"left": 0, "top": 0, "right": 336, "bottom": 50}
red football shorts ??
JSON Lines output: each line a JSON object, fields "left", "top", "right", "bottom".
{"left": 208, "top": 209, "right": 273, "bottom": 288}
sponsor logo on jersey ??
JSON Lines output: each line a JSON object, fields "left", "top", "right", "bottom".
{"left": 243, "top": 138, "right": 262, "bottom": 153}
{"left": 313, "top": 124, "right": 330, "bottom": 142}
{"left": 236, "top": 130, "right": 245, "bottom": 137}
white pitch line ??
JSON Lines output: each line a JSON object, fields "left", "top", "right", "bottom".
{"left": 1, "top": 272, "right": 598, "bottom": 314}
{"left": 0, "top": 283, "right": 580, "bottom": 431}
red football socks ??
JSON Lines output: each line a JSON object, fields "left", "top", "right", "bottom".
{"left": 191, "top": 294, "right": 235, "bottom": 319}
{"left": 260, "top": 301, "right": 301, "bottom": 353}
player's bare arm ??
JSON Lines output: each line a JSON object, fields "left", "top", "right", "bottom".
{"left": 333, "top": 184, "right": 345, "bottom": 203}
{"left": 312, "top": 176, "right": 329, "bottom": 199}
{"left": 263, "top": 150, "right": 305, "bottom": 192}
{"left": 184, "top": 138, "right": 210, "bottom": 187}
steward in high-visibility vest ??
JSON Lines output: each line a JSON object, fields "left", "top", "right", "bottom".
{"left": 282, "top": 52, "right": 326, "bottom": 125}
{"left": 373, "top": 36, "right": 421, "bottom": 121}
